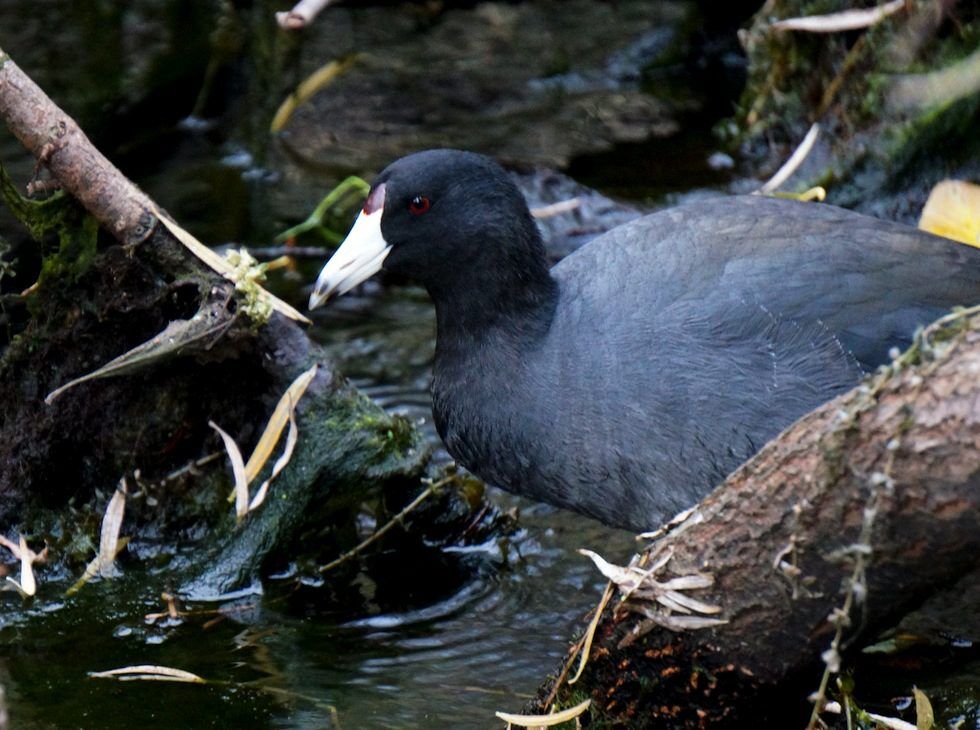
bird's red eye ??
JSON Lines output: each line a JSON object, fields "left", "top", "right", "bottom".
{"left": 408, "top": 195, "right": 431, "bottom": 216}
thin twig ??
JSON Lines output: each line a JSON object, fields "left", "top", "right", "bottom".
{"left": 757, "top": 123, "right": 820, "bottom": 194}
{"left": 159, "top": 452, "right": 222, "bottom": 484}
{"left": 25, "top": 178, "right": 61, "bottom": 196}
{"left": 541, "top": 557, "right": 629, "bottom": 709}
{"left": 318, "top": 475, "right": 457, "bottom": 574}
{"left": 568, "top": 581, "right": 614, "bottom": 685}
{"left": 806, "top": 447, "right": 896, "bottom": 729}
{"left": 816, "top": 35, "right": 869, "bottom": 118}
{"left": 239, "top": 246, "right": 328, "bottom": 260}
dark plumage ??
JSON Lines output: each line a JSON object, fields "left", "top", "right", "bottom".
{"left": 310, "top": 149, "right": 980, "bottom": 532}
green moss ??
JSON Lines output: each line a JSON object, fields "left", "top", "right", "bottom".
{"left": 737, "top": 0, "right": 980, "bottom": 210}
{"left": 0, "top": 164, "right": 75, "bottom": 241}
{"left": 879, "top": 92, "right": 980, "bottom": 180}
{"left": 0, "top": 233, "right": 14, "bottom": 284}
{"left": 552, "top": 690, "right": 596, "bottom": 727}
{"left": 0, "top": 162, "right": 101, "bottom": 305}
{"left": 352, "top": 410, "right": 417, "bottom": 458}
{"left": 181, "top": 372, "right": 430, "bottom": 596}
{"left": 36, "top": 213, "right": 99, "bottom": 288}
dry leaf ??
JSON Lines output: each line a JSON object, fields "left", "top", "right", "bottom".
{"left": 97, "top": 479, "right": 128, "bottom": 577}
{"left": 249, "top": 403, "right": 298, "bottom": 511}
{"left": 637, "top": 609, "right": 729, "bottom": 631}
{"left": 216, "top": 366, "right": 315, "bottom": 518}
{"left": 652, "top": 589, "right": 721, "bottom": 616}
{"left": 155, "top": 209, "right": 310, "bottom": 324}
{"left": 758, "top": 123, "right": 820, "bottom": 194}
{"left": 569, "top": 582, "right": 614, "bottom": 685}
{"left": 210, "top": 421, "right": 249, "bottom": 521}
{"left": 89, "top": 665, "right": 205, "bottom": 684}
{"left": 914, "top": 687, "right": 935, "bottom": 730}
{"left": 244, "top": 365, "right": 317, "bottom": 483}
{"left": 271, "top": 57, "right": 357, "bottom": 130}
{"left": 17, "top": 534, "right": 35, "bottom": 596}
{"left": 580, "top": 548, "right": 727, "bottom": 633}
{"left": 44, "top": 303, "right": 233, "bottom": 405}
{"left": 0, "top": 534, "right": 20, "bottom": 556}
{"left": 578, "top": 549, "right": 641, "bottom": 589}
{"left": 495, "top": 698, "right": 591, "bottom": 727}
{"left": 66, "top": 477, "right": 130, "bottom": 594}
{"left": 866, "top": 713, "right": 917, "bottom": 730}
{"left": 1, "top": 534, "right": 44, "bottom": 597}
{"left": 771, "top": 0, "right": 904, "bottom": 32}
{"left": 67, "top": 537, "right": 131, "bottom": 596}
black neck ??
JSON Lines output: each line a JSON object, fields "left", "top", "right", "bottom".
{"left": 429, "top": 245, "right": 558, "bottom": 357}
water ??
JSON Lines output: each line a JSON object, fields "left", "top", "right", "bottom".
{"left": 302, "top": 284, "right": 640, "bottom": 727}
{"left": 1, "top": 510, "right": 634, "bottom": 728}
{"left": 0, "top": 1, "right": 741, "bottom": 726}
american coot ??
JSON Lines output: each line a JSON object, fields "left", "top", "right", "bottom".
{"left": 309, "top": 149, "right": 980, "bottom": 533}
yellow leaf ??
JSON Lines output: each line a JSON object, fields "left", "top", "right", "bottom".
{"left": 248, "top": 402, "right": 299, "bottom": 512}
{"left": 244, "top": 365, "right": 317, "bottom": 483}
{"left": 918, "top": 180, "right": 980, "bottom": 247}
{"left": 569, "top": 583, "right": 613, "bottom": 685}
{"left": 914, "top": 687, "right": 935, "bottom": 730}
{"left": 271, "top": 56, "right": 358, "bottom": 133}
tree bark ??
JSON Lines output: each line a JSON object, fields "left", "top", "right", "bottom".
{"left": 536, "top": 311, "right": 980, "bottom": 725}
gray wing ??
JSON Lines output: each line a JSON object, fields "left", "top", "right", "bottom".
{"left": 523, "top": 196, "right": 980, "bottom": 530}
{"left": 555, "top": 195, "right": 980, "bottom": 369}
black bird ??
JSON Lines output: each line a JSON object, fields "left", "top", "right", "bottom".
{"left": 309, "top": 149, "right": 980, "bottom": 533}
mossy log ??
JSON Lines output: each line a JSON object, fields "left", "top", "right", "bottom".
{"left": 736, "top": 0, "right": 980, "bottom": 219}
{"left": 0, "top": 46, "right": 439, "bottom": 596}
{"left": 534, "top": 311, "right": 980, "bottom": 726}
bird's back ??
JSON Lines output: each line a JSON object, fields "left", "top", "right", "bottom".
{"left": 499, "top": 196, "right": 980, "bottom": 530}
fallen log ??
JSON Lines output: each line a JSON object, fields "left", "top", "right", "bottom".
{"left": 535, "top": 307, "right": 980, "bottom": 725}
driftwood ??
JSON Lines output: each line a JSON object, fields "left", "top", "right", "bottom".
{"left": 536, "top": 310, "right": 980, "bottom": 724}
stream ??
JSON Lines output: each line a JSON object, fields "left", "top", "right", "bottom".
{"left": 0, "top": 1, "right": 746, "bottom": 726}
